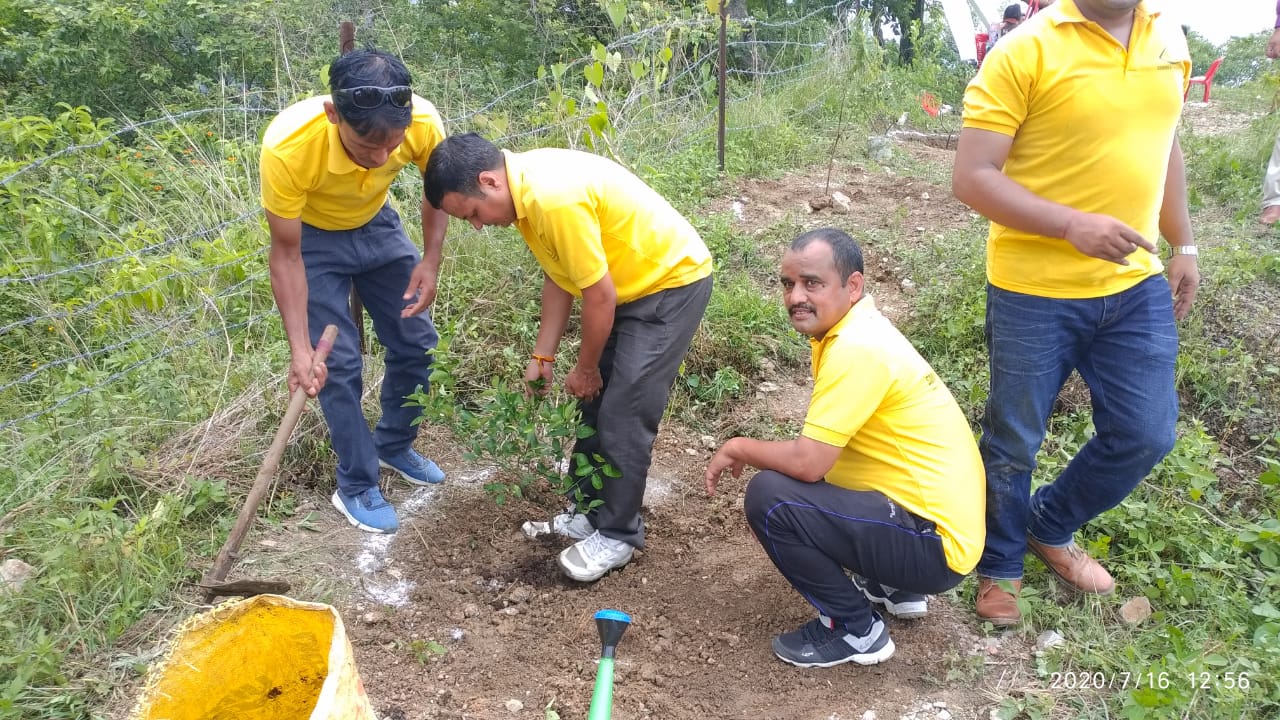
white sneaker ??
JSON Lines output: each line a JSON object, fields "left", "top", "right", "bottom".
{"left": 558, "top": 531, "right": 634, "bottom": 582}
{"left": 551, "top": 512, "right": 594, "bottom": 540}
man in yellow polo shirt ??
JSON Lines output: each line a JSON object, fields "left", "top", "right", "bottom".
{"left": 423, "top": 133, "right": 713, "bottom": 582}
{"left": 953, "top": 0, "right": 1199, "bottom": 625}
{"left": 705, "top": 228, "right": 984, "bottom": 667}
{"left": 259, "top": 48, "right": 450, "bottom": 535}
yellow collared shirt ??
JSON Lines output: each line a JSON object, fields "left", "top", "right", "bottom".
{"left": 962, "top": 0, "right": 1191, "bottom": 299}
{"left": 504, "top": 149, "right": 711, "bottom": 303}
{"left": 803, "top": 297, "right": 986, "bottom": 574}
{"left": 259, "top": 95, "right": 446, "bottom": 231}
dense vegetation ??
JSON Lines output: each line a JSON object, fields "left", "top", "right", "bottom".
{"left": 0, "top": 1, "right": 1277, "bottom": 718}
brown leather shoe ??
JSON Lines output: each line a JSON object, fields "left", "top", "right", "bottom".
{"left": 975, "top": 577, "right": 1021, "bottom": 626}
{"left": 1027, "top": 538, "right": 1115, "bottom": 595}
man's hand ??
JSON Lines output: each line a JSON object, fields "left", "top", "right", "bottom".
{"left": 288, "top": 346, "right": 329, "bottom": 397}
{"left": 400, "top": 260, "right": 438, "bottom": 318}
{"left": 524, "top": 358, "right": 554, "bottom": 396}
{"left": 566, "top": 364, "right": 603, "bottom": 401}
{"left": 1062, "top": 212, "right": 1157, "bottom": 265}
{"left": 1268, "top": 28, "right": 1280, "bottom": 59}
{"left": 1167, "top": 254, "right": 1200, "bottom": 320}
{"left": 705, "top": 438, "right": 746, "bottom": 496}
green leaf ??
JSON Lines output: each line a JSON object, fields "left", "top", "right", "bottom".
{"left": 1203, "top": 653, "right": 1229, "bottom": 666}
{"left": 1252, "top": 602, "right": 1280, "bottom": 619}
{"left": 583, "top": 62, "right": 605, "bottom": 88}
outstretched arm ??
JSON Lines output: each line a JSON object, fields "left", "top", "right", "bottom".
{"left": 704, "top": 436, "right": 842, "bottom": 495}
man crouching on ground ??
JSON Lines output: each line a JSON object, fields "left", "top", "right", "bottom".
{"left": 705, "top": 228, "right": 985, "bottom": 667}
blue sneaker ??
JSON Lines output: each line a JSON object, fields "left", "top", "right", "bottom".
{"left": 852, "top": 575, "right": 929, "bottom": 620}
{"left": 331, "top": 487, "right": 399, "bottom": 534}
{"left": 378, "top": 448, "right": 446, "bottom": 486}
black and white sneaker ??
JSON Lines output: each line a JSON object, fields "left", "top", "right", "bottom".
{"left": 771, "top": 614, "right": 895, "bottom": 668}
{"left": 852, "top": 575, "right": 929, "bottom": 620}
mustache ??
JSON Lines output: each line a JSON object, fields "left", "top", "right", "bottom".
{"left": 788, "top": 304, "right": 815, "bottom": 315}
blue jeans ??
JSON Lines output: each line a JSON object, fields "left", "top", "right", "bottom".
{"left": 301, "top": 205, "right": 438, "bottom": 496}
{"left": 977, "top": 276, "right": 1178, "bottom": 580}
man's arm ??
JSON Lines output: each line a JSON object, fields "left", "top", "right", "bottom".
{"left": 524, "top": 274, "right": 573, "bottom": 392}
{"left": 704, "top": 436, "right": 843, "bottom": 495}
{"left": 953, "top": 127, "right": 1156, "bottom": 264}
{"left": 266, "top": 210, "right": 327, "bottom": 396}
{"left": 1160, "top": 139, "right": 1199, "bottom": 320}
{"left": 1270, "top": 2, "right": 1280, "bottom": 59}
{"left": 401, "top": 199, "right": 448, "bottom": 317}
{"left": 565, "top": 273, "right": 617, "bottom": 401}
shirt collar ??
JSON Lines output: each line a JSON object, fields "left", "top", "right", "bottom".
{"left": 1048, "top": 0, "right": 1158, "bottom": 26}
{"left": 809, "top": 295, "right": 878, "bottom": 350}
{"left": 326, "top": 121, "right": 363, "bottom": 175}
{"left": 502, "top": 149, "right": 529, "bottom": 222}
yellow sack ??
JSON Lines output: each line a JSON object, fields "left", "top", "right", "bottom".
{"left": 131, "top": 594, "right": 376, "bottom": 720}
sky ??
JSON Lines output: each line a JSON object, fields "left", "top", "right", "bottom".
{"left": 976, "top": 1, "right": 1274, "bottom": 45}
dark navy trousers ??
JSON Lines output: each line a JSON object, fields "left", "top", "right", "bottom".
{"left": 301, "top": 204, "right": 437, "bottom": 495}
{"left": 745, "top": 469, "right": 963, "bottom": 635}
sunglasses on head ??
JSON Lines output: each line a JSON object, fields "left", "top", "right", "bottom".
{"left": 332, "top": 85, "right": 413, "bottom": 109}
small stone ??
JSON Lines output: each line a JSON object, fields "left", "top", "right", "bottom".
{"left": 831, "top": 191, "right": 852, "bottom": 214}
{"left": 700, "top": 434, "right": 717, "bottom": 450}
{"left": 861, "top": 711, "right": 877, "bottom": 720}
{"left": 684, "top": 448, "right": 698, "bottom": 456}
{"left": 508, "top": 586, "right": 532, "bottom": 604}
{"left": 938, "top": 711, "right": 952, "bottom": 720}
{"left": 498, "top": 606, "right": 520, "bottom": 616}
{"left": 462, "top": 603, "right": 481, "bottom": 618}
{"left": 933, "top": 702, "right": 947, "bottom": 709}
{"left": 504, "top": 699, "right": 523, "bottom": 713}
{"left": 362, "top": 611, "right": 385, "bottom": 625}
{"left": 0, "top": 559, "right": 35, "bottom": 594}
{"left": 760, "top": 358, "right": 776, "bottom": 375}
{"left": 808, "top": 195, "right": 833, "bottom": 212}
{"left": 920, "top": 191, "right": 931, "bottom": 201}
{"left": 1036, "top": 630, "right": 1066, "bottom": 651}
{"left": 758, "top": 381, "right": 781, "bottom": 393}
{"left": 449, "top": 628, "right": 466, "bottom": 642}
{"left": 900, "top": 278, "right": 916, "bottom": 293}
{"left": 731, "top": 200, "right": 746, "bottom": 221}
{"left": 1120, "top": 596, "right": 1153, "bottom": 626}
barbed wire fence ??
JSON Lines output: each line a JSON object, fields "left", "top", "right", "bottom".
{"left": 0, "top": 4, "right": 859, "bottom": 446}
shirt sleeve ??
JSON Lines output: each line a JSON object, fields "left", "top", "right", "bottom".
{"left": 259, "top": 147, "right": 305, "bottom": 219}
{"left": 801, "top": 340, "right": 892, "bottom": 448}
{"left": 408, "top": 99, "right": 447, "bottom": 174}
{"left": 531, "top": 200, "right": 609, "bottom": 292}
{"left": 961, "top": 37, "right": 1036, "bottom": 137}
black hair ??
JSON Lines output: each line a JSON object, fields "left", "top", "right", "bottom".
{"left": 423, "top": 133, "right": 506, "bottom": 209}
{"left": 790, "top": 227, "right": 865, "bottom": 283}
{"left": 328, "top": 48, "right": 412, "bottom": 137}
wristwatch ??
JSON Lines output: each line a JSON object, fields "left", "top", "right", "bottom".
{"left": 1170, "top": 245, "right": 1198, "bottom": 257}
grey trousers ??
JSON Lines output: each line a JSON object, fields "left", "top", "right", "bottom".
{"left": 1264, "top": 131, "right": 1280, "bottom": 209}
{"left": 570, "top": 275, "right": 713, "bottom": 549}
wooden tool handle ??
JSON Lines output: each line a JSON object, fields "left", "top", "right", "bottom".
{"left": 201, "top": 325, "right": 339, "bottom": 600}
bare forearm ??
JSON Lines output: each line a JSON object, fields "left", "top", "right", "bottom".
{"left": 421, "top": 201, "right": 447, "bottom": 273}
{"left": 954, "top": 166, "right": 1082, "bottom": 239}
{"left": 1159, "top": 140, "right": 1194, "bottom": 247}
{"left": 576, "top": 292, "right": 614, "bottom": 371}
{"left": 268, "top": 245, "right": 312, "bottom": 356}
{"left": 535, "top": 277, "right": 572, "bottom": 357}
{"left": 722, "top": 437, "right": 827, "bottom": 482}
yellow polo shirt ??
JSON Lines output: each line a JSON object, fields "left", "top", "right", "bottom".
{"left": 504, "top": 149, "right": 712, "bottom": 303}
{"left": 803, "top": 297, "right": 985, "bottom": 574}
{"left": 259, "top": 95, "right": 446, "bottom": 231}
{"left": 962, "top": 0, "right": 1190, "bottom": 299}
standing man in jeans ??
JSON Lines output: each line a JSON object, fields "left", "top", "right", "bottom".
{"left": 1260, "top": 2, "right": 1280, "bottom": 224}
{"left": 953, "top": 0, "right": 1199, "bottom": 625}
{"left": 705, "top": 228, "right": 984, "bottom": 668}
{"left": 260, "top": 48, "right": 449, "bottom": 534}
{"left": 423, "top": 133, "right": 712, "bottom": 583}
